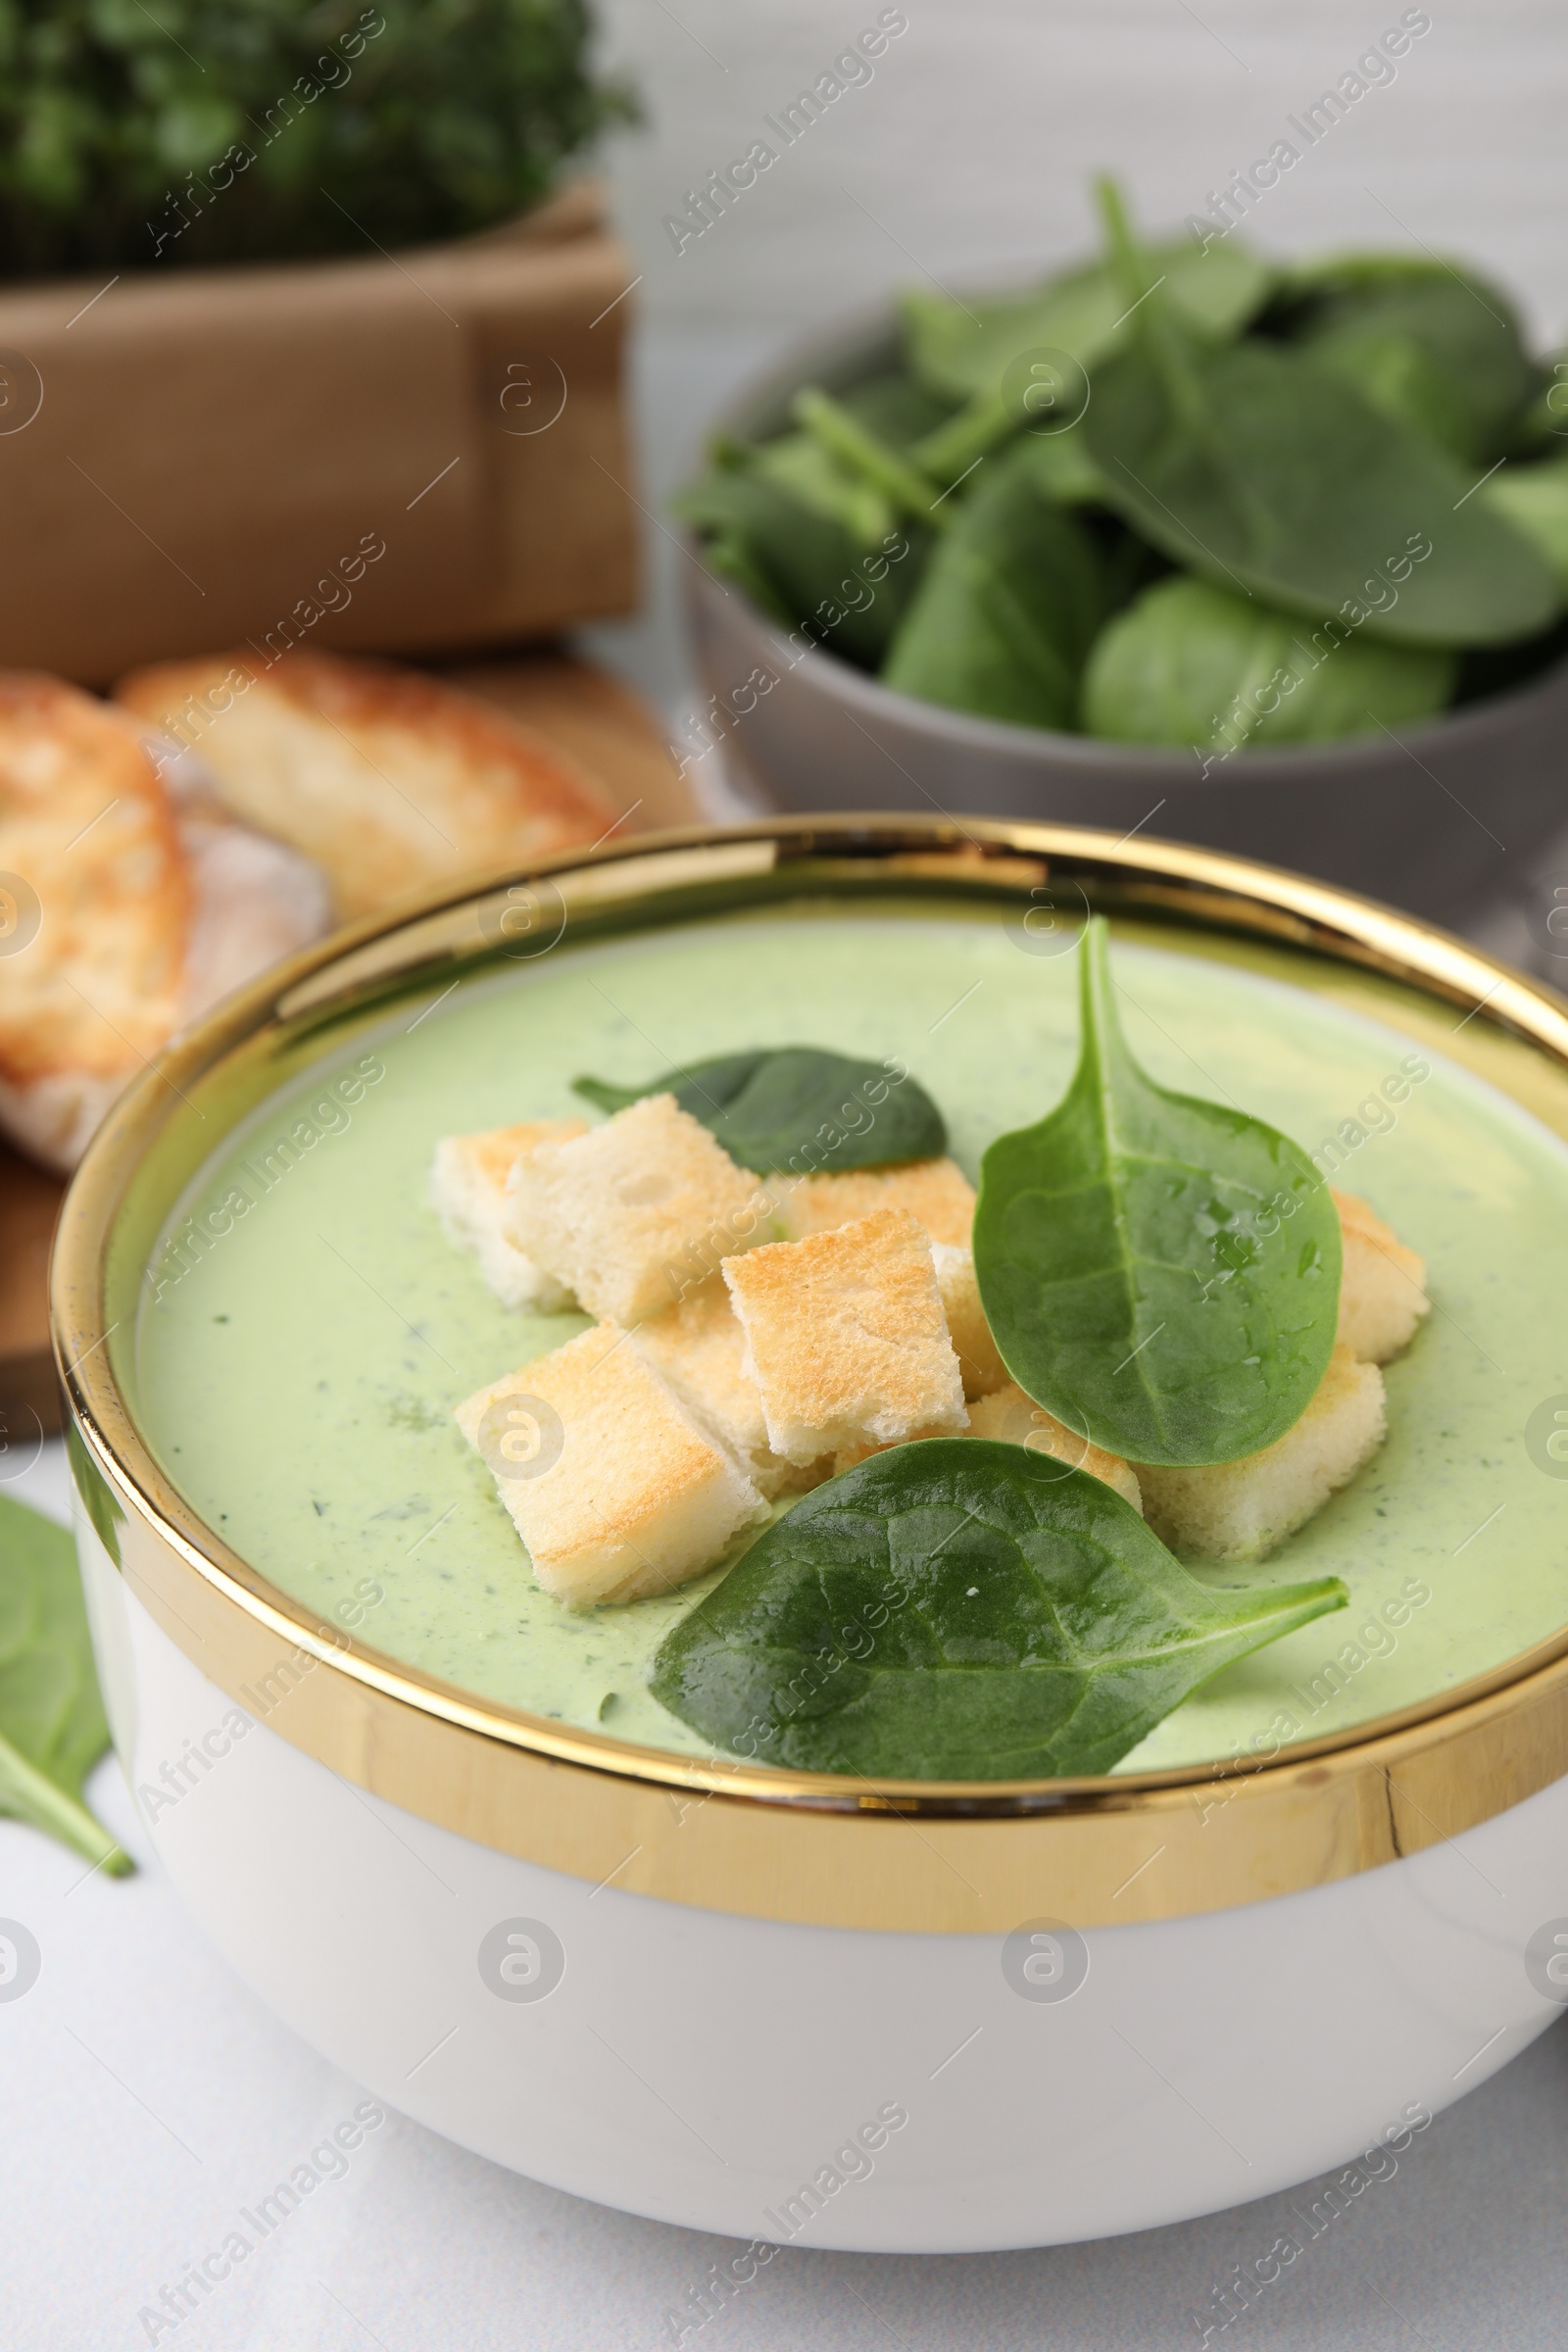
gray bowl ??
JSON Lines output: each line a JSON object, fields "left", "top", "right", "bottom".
{"left": 683, "top": 310, "right": 1568, "bottom": 926}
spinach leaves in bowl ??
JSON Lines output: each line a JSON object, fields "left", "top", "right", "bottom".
{"left": 677, "top": 178, "right": 1564, "bottom": 756}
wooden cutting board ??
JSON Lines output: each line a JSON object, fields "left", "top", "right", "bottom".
{"left": 0, "top": 651, "right": 696, "bottom": 1437}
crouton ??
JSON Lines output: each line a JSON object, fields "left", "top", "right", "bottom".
{"left": 456, "top": 1320, "right": 766, "bottom": 1606}
{"left": 776, "top": 1155, "right": 976, "bottom": 1246}
{"left": 1334, "top": 1189, "right": 1430, "bottom": 1364}
{"left": 117, "top": 649, "right": 616, "bottom": 920}
{"left": 930, "top": 1241, "right": 1008, "bottom": 1398}
{"left": 1137, "top": 1346, "right": 1386, "bottom": 1563}
{"left": 431, "top": 1118, "right": 586, "bottom": 1310}
{"left": 721, "top": 1207, "right": 967, "bottom": 1465}
{"left": 966, "top": 1383, "right": 1144, "bottom": 1513}
{"left": 505, "top": 1094, "right": 770, "bottom": 1327}
{"left": 833, "top": 1414, "right": 971, "bottom": 1476}
{"left": 632, "top": 1277, "right": 828, "bottom": 1498}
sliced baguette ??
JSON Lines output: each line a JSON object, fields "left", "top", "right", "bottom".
{"left": 117, "top": 648, "right": 616, "bottom": 919}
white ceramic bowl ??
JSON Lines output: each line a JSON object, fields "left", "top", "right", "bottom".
{"left": 55, "top": 817, "right": 1568, "bottom": 2253}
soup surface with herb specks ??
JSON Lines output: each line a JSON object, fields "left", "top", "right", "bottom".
{"left": 131, "top": 907, "right": 1568, "bottom": 1773}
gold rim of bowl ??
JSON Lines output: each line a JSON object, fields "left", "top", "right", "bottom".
{"left": 51, "top": 816, "right": 1568, "bottom": 1933}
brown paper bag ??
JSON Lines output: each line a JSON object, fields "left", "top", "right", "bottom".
{"left": 0, "top": 181, "right": 639, "bottom": 684}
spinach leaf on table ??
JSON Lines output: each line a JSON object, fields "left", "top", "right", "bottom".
{"left": 650, "top": 1440, "right": 1347, "bottom": 1778}
{"left": 1085, "top": 330, "right": 1557, "bottom": 648}
{"left": 880, "top": 438, "right": 1110, "bottom": 729}
{"left": 573, "top": 1047, "right": 946, "bottom": 1174}
{"left": 0, "top": 1493, "right": 129, "bottom": 1874}
{"left": 1082, "top": 575, "right": 1456, "bottom": 749}
{"left": 974, "top": 920, "right": 1341, "bottom": 1467}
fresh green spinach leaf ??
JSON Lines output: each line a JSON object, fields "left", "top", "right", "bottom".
{"left": 0, "top": 1494, "right": 129, "bottom": 1874}
{"left": 675, "top": 444, "right": 924, "bottom": 669}
{"left": 1481, "top": 459, "right": 1568, "bottom": 596}
{"left": 974, "top": 920, "right": 1341, "bottom": 1466}
{"left": 899, "top": 237, "right": 1271, "bottom": 406}
{"left": 838, "top": 371, "right": 958, "bottom": 451}
{"left": 1279, "top": 260, "right": 1538, "bottom": 463}
{"left": 650, "top": 1440, "right": 1347, "bottom": 1778}
{"left": 1082, "top": 575, "right": 1456, "bottom": 748}
{"left": 794, "top": 388, "right": 951, "bottom": 529}
{"left": 880, "top": 439, "right": 1109, "bottom": 728}
{"left": 573, "top": 1047, "right": 946, "bottom": 1174}
{"left": 1083, "top": 181, "right": 1554, "bottom": 649}
{"left": 1085, "top": 332, "right": 1555, "bottom": 648}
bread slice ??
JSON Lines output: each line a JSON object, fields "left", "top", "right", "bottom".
{"left": 777, "top": 1155, "right": 976, "bottom": 1246}
{"left": 506, "top": 1093, "right": 771, "bottom": 1327}
{"left": 431, "top": 1118, "right": 587, "bottom": 1310}
{"left": 455, "top": 1321, "right": 766, "bottom": 1606}
{"left": 931, "top": 1241, "right": 1008, "bottom": 1398}
{"left": 117, "top": 649, "right": 617, "bottom": 920}
{"left": 966, "top": 1383, "right": 1144, "bottom": 1512}
{"left": 632, "top": 1277, "right": 827, "bottom": 1497}
{"left": 721, "top": 1207, "right": 967, "bottom": 1465}
{"left": 1334, "top": 1189, "right": 1430, "bottom": 1364}
{"left": 1137, "top": 1346, "right": 1386, "bottom": 1563}
{"left": 0, "top": 675, "right": 190, "bottom": 1170}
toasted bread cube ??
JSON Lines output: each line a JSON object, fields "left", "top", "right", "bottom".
{"left": 431, "top": 1118, "right": 586, "bottom": 1310}
{"left": 930, "top": 1242, "right": 1009, "bottom": 1398}
{"left": 631, "top": 1278, "right": 816, "bottom": 1499}
{"left": 722, "top": 1208, "right": 966, "bottom": 1465}
{"left": 1137, "top": 1346, "right": 1386, "bottom": 1564}
{"left": 833, "top": 1413, "right": 971, "bottom": 1476}
{"left": 456, "top": 1321, "right": 766, "bottom": 1607}
{"left": 776, "top": 1155, "right": 976, "bottom": 1247}
{"left": 1334, "top": 1190, "right": 1430, "bottom": 1365}
{"left": 966, "top": 1383, "right": 1144, "bottom": 1513}
{"left": 505, "top": 1094, "right": 770, "bottom": 1327}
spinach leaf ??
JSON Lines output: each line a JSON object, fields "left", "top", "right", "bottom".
{"left": 1481, "top": 460, "right": 1568, "bottom": 596}
{"left": 753, "top": 431, "right": 898, "bottom": 547}
{"left": 899, "top": 237, "right": 1271, "bottom": 406}
{"left": 0, "top": 1494, "right": 130, "bottom": 1874}
{"left": 838, "top": 371, "right": 958, "bottom": 451}
{"left": 1085, "top": 321, "right": 1556, "bottom": 649}
{"left": 1280, "top": 261, "right": 1538, "bottom": 463}
{"left": 1082, "top": 179, "right": 1553, "bottom": 648}
{"left": 880, "top": 439, "right": 1110, "bottom": 728}
{"left": 898, "top": 226, "right": 1269, "bottom": 511}
{"left": 793, "top": 388, "right": 950, "bottom": 529}
{"left": 572, "top": 1047, "right": 946, "bottom": 1174}
{"left": 675, "top": 445, "right": 923, "bottom": 669}
{"left": 1082, "top": 575, "right": 1456, "bottom": 749}
{"left": 973, "top": 920, "right": 1341, "bottom": 1466}
{"left": 650, "top": 1440, "right": 1346, "bottom": 1778}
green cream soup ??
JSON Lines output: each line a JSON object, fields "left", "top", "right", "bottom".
{"left": 131, "top": 908, "right": 1568, "bottom": 1774}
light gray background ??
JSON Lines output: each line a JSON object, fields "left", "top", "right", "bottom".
{"left": 9, "top": 4, "right": 1568, "bottom": 2342}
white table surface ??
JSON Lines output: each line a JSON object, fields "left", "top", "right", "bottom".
{"left": 6, "top": 1435, "right": 1568, "bottom": 2352}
